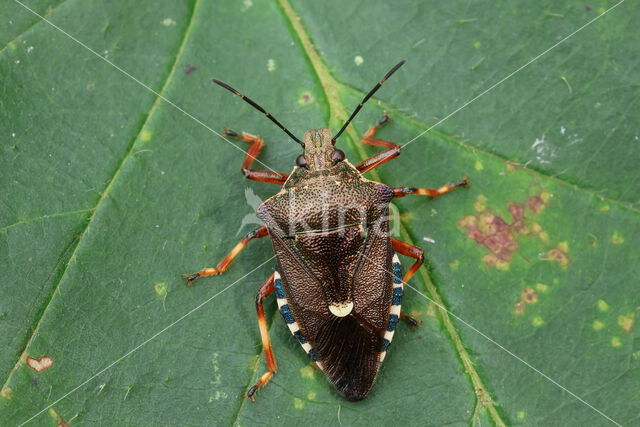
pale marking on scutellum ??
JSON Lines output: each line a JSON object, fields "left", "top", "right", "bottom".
{"left": 329, "top": 301, "right": 354, "bottom": 317}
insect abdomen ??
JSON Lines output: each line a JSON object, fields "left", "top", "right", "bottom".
{"left": 274, "top": 270, "right": 322, "bottom": 367}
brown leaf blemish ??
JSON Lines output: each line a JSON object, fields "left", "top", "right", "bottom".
{"left": 48, "top": 408, "right": 69, "bottom": 427}
{"left": 532, "top": 316, "right": 545, "bottom": 327}
{"left": 154, "top": 282, "right": 167, "bottom": 296}
{"left": 593, "top": 320, "right": 605, "bottom": 331}
{"left": 523, "top": 286, "right": 538, "bottom": 303}
{"left": 527, "top": 195, "right": 546, "bottom": 213}
{"left": 1, "top": 387, "right": 11, "bottom": 398}
{"left": 546, "top": 241, "right": 570, "bottom": 268}
{"left": 474, "top": 194, "right": 486, "bottom": 212}
{"left": 514, "top": 286, "right": 539, "bottom": 314}
{"left": 597, "top": 299, "right": 609, "bottom": 312}
{"left": 300, "top": 365, "right": 315, "bottom": 379}
{"left": 535, "top": 283, "right": 549, "bottom": 292}
{"left": 26, "top": 355, "right": 53, "bottom": 372}
{"left": 509, "top": 202, "right": 525, "bottom": 222}
{"left": 298, "top": 90, "right": 314, "bottom": 105}
{"left": 611, "top": 232, "right": 624, "bottom": 244}
{"left": 618, "top": 313, "right": 634, "bottom": 333}
{"left": 458, "top": 193, "right": 551, "bottom": 269}
{"left": 184, "top": 64, "right": 197, "bottom": 75}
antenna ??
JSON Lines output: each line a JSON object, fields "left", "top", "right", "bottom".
{"left": 213, "top": 79, "right": 304, "bottom": 146}
{"left": 332, "top": 60, "right": 405, "bottom": 143}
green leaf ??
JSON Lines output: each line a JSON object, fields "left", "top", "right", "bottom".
{"left": 1, "top": 0, "right": 638, "bottom": 425}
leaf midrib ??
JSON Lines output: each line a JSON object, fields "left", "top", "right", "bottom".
{"left": 230, "top": 1, "right": 505, "bottom": 425}
{"left": 0, "top": 0, "right": 200, "bottom": 394}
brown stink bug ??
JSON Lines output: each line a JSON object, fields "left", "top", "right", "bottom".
{"left": 183, "top": 60, "right": 468, "bottom": 401}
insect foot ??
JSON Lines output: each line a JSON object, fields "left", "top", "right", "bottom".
{"left": 246, "top": 386, "right": 257, "bottom": 402}
{"left": 457, "top": 176, "right": 470, "bottom": 188}
{"left": 246, "top": 383, "right": 262, "bottom": 402}
{"left": 181, "top": 268, "right": 224, "bottom": 286}
{"left": 246, "top": 385, "right": 266, "bottom": 402}
{"left": 223, "top": 127, "right": 239, "bottom": 138}
{"left": 400, "top": 312, "right": 421, "bottom": 330}
{"left": 181, "top": 273, "right": 200, "bottom": 286}
{"left": 378, "top": 111, "right": 392, "bottom": 126}
{"left": 184, "top": 270, "right": 222, "bottom": 285}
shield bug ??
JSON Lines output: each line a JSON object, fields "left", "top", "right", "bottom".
{"left": 183, "top": 60, "right": 468, "bottom": 401}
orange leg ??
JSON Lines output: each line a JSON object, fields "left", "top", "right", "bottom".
{"left": 393, "top": 178, "right": 468, "bottom": 199}
{"left": 355, "top": 113, "right": 402, "bottom": 173}
{"left": 246, "top": 274, "right": 278, "bottom": 401}
{"left": 224, "top": 128, "right": 289, "bottom": 185}
{"left": 392, "top": 237, "right": 424, "bottom": 284}
{"left": 182, "top": 226, "right": 269, "bottom": 285}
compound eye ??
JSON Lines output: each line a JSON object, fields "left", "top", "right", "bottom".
{"left": 332, "top": 149, "right": 345, "bottom": 163}
{"left": 296, "top": 154, "right": 308, "bottom": 168}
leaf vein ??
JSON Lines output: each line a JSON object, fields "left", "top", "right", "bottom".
{"left": 339, "top": 82, "right": 640, "bottom": 214}
{"left": 271, "top": 1, "right": 506, "bottom": 425}
{"left": 0, "top": 0, "right": 200, "bottom": 396}
{"left": 0, "top": 0, "right": 68, "bottom": 56}
{"left": 0, "top": 208, "right": 94, "bottom": 232}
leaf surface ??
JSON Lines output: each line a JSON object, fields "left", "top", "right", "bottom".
{"left": 1, "top": 0, "right": 638, "bottom": 425}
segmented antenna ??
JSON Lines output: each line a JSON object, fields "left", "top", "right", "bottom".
{"left": 332, "top": 60, "right": 406, "bottom": 143}
{"left": 213, "top": 79, "right": 304, "bottom": 146}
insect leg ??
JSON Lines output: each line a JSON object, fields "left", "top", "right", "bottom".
{"left": 391, "top": 237, "right": 424, "bottom": 283}
{"left": 354, "top": 113, "right": 401, "bottom": 173}
{"left": 182, "top": 226, "right": 269, "bottom": 285}
{"left": 246, "top": 273, "right": 278, "bottom": 401}
{"left": 224, "top": 128, "right": 289, "bottom": 185}
{"left": 400, "top": 312, "right": 420, "bottom": 329}
{"left": 392, "top": 177, "right": 468, "bottom": 200}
